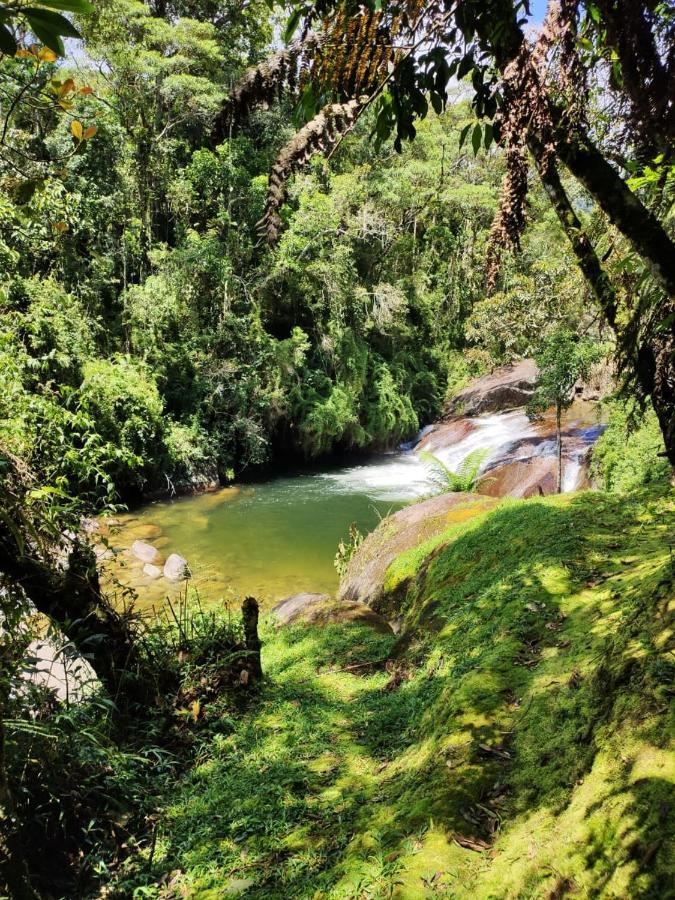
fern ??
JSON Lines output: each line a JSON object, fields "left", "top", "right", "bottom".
{"left": 418, "top": 448, "right": 490, "bottom": 493}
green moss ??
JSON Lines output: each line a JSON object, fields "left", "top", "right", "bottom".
{"left": 122, "top": 486, "right": 675, "bottom": 898}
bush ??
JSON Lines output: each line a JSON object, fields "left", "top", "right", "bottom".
{"left": 79, "top": 357, "right": 166, "bottom": 494}
{"left": 591, "top": 401, "right": 671, "bottom": 492}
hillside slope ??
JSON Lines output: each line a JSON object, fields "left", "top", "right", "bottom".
{"left": 127, "top": 487, "right": 674, "bottom": 899}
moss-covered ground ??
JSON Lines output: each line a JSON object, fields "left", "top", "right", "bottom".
{"left": 126, "top": 487, "right": 674, "bottom": 899}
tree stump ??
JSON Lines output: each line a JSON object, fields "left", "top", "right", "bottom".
{"left": 242, "top": 596, "right": 263, "bottom": 681}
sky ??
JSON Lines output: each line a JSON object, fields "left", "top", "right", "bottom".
{"left": 526, "top": 0, "right": 550, "bottom": 26}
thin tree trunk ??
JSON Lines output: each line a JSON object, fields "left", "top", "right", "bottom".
{"left": 556, "top": 402, "right": 563, "bottom": 494}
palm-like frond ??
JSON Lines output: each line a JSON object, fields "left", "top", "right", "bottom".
{"left": 258, "top": 97, "right": 364, "bottom": 243}
{"left": 418, "top": 448, "right": 490, "bottom": 493}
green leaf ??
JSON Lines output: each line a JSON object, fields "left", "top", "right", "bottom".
{"left": 458, "top": 122, "right": 472, "bottom": 149}
{"left": 457, "top": 51, "right": 474, "bottom": 80}
{"left": 34, "top": 0, "right": 94, "bottom": 11}
{"left": 0, "top": 23, "right": 16, "bottom": 54}
{"left": 24, "top": 7, "right": 81, "bottom": 35}
{"left": 588, "top": 2, "right": 601, "bottom": 23}
{"left": 430, "top": 91, "right": 443, "bottom": 115}
{"left": 471, "top": 122, "right": 482, "bottom": 155}
{"left": 483, "top": 122, "right": 494, "bottom": 150}
{"left": 283, "top": 7, "right": 301, "bottom": 44}
{"left": 24, "top": 8, "right": 80, "bottom": 54}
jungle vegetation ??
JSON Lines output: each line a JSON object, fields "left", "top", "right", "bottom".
{"left": 0, "top": 0, "right": 673, "bottom": 896}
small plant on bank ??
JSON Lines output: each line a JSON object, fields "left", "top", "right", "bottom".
{"left": 334, "top": 521, "right": 364, "bottom": 579}
{"left": 418, "top": 448, "right": 490, "bottom": 494}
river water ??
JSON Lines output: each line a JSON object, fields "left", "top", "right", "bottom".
{"left": 102, "top": 404, "right": 604, "bottom": 610}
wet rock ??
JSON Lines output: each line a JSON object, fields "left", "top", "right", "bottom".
{"left": 271, "top": 592, "right": 331, "bottom": 625}
{"left": 273, "top": 595, "right": 393, "bottom": 634}
{"left": 123, "top": 523, "right": 162, "bottom": 541}
{"left": 339, "top": 492, "right": 495, "bottom": 609}
{"left": 477, "top": 415, "right": 606, "bottom": 498}
{"left": 131, "top": 540, "right": 163, "bottom": 565}
{"left": 164, "top": 553, "right": 190, "bottom": 582}
{"left": 447, "top": 358, "right": 538, "bottom": 416}
{"left": 143, "top": 563, "right": 163, "bottom": 579}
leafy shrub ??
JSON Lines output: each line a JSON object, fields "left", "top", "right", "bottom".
{"left": 591, "top": 401, "right": 671, "bottom": 492}
{"left": 78, "top": 357, "right": 166, "bottom": 493}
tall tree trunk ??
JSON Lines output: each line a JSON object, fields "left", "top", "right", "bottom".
{"left": 528, "top": 138, "right": 675, "bottom": 467}
{"left": 551, "top": 128, "right": 675, "bottom": 299}
{"left": 528, "top": 136, "right": 619, "bottom": 329}
{"left": 556, "top": 402, "right": 563, "bottom": 494}
{"left": 489, "top": 11, "right": 675, "bottom": 299}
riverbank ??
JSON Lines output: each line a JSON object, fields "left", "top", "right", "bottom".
{"left": 95, "top": 388, "right": 606, "bottom": 611}
{"left": 116, "top": 482, "right": 674, "bottom": 898}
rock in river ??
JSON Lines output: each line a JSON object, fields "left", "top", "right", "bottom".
{"left": 446, "top": 358, "right": 538, "bottom": 416}
{"left": 142, "top": 563, "right": 163, "bottom": 580}
{"left": 270, "top": 593, "right": 331, "bottom": 625}
{"left": 131, "top": 540, "right": 163, "bottom": 565}
{"left": 164, "top": 553, "right": 190, "bottom": 582}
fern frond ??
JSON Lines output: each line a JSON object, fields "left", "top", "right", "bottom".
{"left": 456, "top": 448, "right": 490, "bottom": 484}
{"left": 258, "top": 97, "right": 364, "bottom": 243}
{"left": 418, "top": 448, "right": 491, "bottom": 493}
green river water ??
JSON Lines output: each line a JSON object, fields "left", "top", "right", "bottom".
{"left": 103, "top": 454, "right": 429, "bottom": 610}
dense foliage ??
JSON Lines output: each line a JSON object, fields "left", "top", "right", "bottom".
{"left": 0, "top": 0, "right": 673, "bottom": 896}
{"left": 0, "top": 0, "right": 609, "bottom": 505}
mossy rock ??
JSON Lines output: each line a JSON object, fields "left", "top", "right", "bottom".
{"left": 338, "top": 491, "right": 496, "bottom": 612}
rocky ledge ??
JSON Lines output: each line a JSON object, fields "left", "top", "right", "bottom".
{"left": 270, "top": 592, "right": 393, "bottom": 633}
{"left": 338, "top": 492, "right": 496, "bottom": 610}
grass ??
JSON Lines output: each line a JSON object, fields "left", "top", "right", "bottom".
{"left": 120, "top": 486, "right": 674, "bottom": 899}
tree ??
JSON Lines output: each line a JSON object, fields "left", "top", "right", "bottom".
{"left": 527, "top": 328, "right": 601, "bottom": 493}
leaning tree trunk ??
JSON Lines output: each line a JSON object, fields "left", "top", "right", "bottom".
{"left": 556, "top": 402, "right": 563, "bottom": 494}
{"left": 0, "top": 540, "right": 157, "bottom": 707}
{"left": 528, "top": 137, "right": 675, "bottom": 468}
{"left": 483, "top": 8, "right": 675, "bottom": 467}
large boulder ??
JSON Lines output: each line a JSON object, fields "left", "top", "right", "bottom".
{"left": 163, "top": 553, "right": 190, "bottom": 582}
{"left": 131, "top": 540, "right": 163, "bottom": 565}
{"left": 338, "top": 492, "right": 495, "bottom": 610}
{"left": 271, "top": 594, "right": 393, "bottom": 634}
{"left": 270, "top": 593, "right": 331, "bottom": 625}
{"left": 447, "top": 358, "right": 538, "bottom": 416}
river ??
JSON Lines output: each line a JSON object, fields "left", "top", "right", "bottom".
{"left": 101, "top": 403, "right": 604, "bottom": 610}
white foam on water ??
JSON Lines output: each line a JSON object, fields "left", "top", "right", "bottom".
{"left": 319, "top": 410, "right": 540, "bottom": 502}
{"left": 431, "top": 410, "right": 537, "bottom": 471}
{"left": 317, "top": 411, "right": 603, "bottom": 502}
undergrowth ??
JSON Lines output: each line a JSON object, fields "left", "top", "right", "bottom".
{"left": 116, "top": 485, "right": 674, "bottom": 899}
